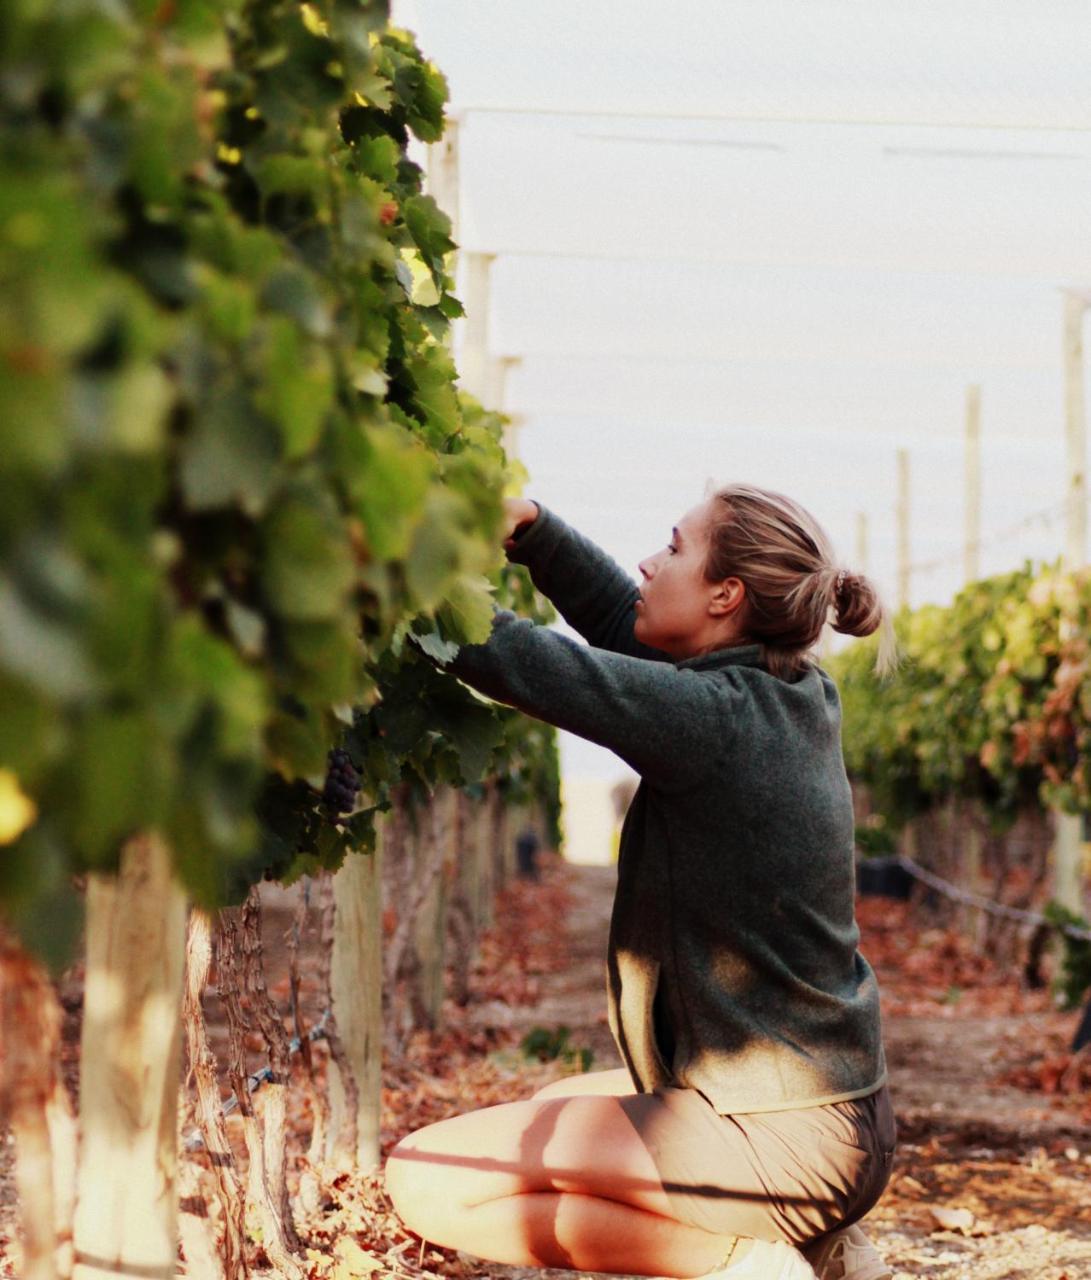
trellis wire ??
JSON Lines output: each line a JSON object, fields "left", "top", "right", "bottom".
{"left": 183, "top": 1010, "right": 331, "bottom": 1153}
{"left": 896, "top": 854, "right": 1091, "bottom": 942}
{"left": 908, "top": 500, "right": 1067, "bottom": 578}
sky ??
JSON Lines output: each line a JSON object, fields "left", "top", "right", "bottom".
{"left": 393, "top": 2, "right": 1091, "bottom": 783}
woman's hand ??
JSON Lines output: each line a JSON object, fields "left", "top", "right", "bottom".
{"left": 503, "top": 497, "right": 539, "bottom": 548}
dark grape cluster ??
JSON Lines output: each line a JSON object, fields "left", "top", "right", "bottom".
{"left": 322, "top": 748, "right": 360, "bottom": 816}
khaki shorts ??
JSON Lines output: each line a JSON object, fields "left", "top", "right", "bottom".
{"left": 617, "top": 1084, "right": 897, "bottom": 1245}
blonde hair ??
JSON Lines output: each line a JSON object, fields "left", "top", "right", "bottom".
{"left": 704, "top": 483, "right": 896, "bottom": 680}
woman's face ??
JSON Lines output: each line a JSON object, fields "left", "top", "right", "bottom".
{"left": 634, "top": 499, "right": 729, "bottom": 658}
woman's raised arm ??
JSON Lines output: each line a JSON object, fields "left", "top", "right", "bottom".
{"left": 502, "top": 501, "right": 667, "bottom": 661}
{"left": 447, "top": 610, "right": 732, "bottom": 791}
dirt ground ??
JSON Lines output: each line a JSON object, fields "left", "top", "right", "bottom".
{"left": 2, "top": 858, "right": 1090, "bottom": 1280}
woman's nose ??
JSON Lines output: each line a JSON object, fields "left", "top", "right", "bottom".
{"left": 638, "top": 559, "right": 652, "bottom": 581}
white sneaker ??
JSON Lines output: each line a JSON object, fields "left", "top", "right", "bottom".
{"left": 706, "top": 1238, "right": 818, "bottom": 1279}
{"left": 804, "top": 1224, "right": 892, "bottom": 1280}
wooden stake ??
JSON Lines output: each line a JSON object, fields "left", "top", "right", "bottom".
{"left": 1054, "top": 293, "right": 1089, "bottom": 915}
{"left": 425, "top": 118, "right": 460, "bottom": 244}
{"left": 447, "top": 792, "right": 477, "bottom": 1007}
{"left": 964, "top": 384, "right": 982, "bottom": 584}
{"left": 1, "top": 930, "right": 74, "bottom": 1280}
{"left": 287, "top": 883, "right": 328, "bottom": 1203}
{"left": 182, "top": 910, "right": 244, "bottom": 1280}
{"left": 471, "top": 795, "right": 495, "bottom": 931}
{"left": 854, "top": 511, "right": 869, "bottom": 574}
{"left": 896, "top": 449, "right": 911, "bottom": 611}
{"left": 961, "top": 387, "right": 985, "bottom": 904}
{"left": 426, "top": 118, "right": 461, "bottom": 367}
{"left": 316, "top": 875, "right": 358, "bottom": 1167}
{"left": 459, "top": 253, "right": 494, "bottom": 401}
{"left": 484, "top": 354, "right": 524, "bottom": 453}
{"left": 215, "top": 904, "right": 302, "bottom": 1279}
{"left": 328, "top": 837, "right": 384, "bottom": 1171}
{"left": 72, "top": 835, "right": 187, "bottom": 1280}
{"left": 1063, "top": 293, "right": 1088, "bottom": 572}
{"left": 409, "top": 790, "right": 454, "bottom": 1031}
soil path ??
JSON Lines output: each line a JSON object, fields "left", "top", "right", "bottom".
{"left": 475, "top": 862, "right": 1091, "bottom": 1280}
{"left": 3, "top": 862, "right": 1089, "bottom": 1280}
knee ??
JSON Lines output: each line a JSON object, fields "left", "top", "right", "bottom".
{"left": 384, "top": 1135, "right": 429, "bottom": 1233}
{"left": 530, "top": 1078, "right": 569, "bottom": 1100}
{"left": 385, "top": 1132, "right": 461, "bottom": 1241}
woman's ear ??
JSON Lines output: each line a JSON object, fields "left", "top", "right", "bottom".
{"left": 709, "top": 576, "right": 746, "bottom": 617}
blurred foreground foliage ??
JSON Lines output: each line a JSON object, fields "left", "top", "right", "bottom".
{"left": 0, "top": 0, "right": 559, "bottom": 964}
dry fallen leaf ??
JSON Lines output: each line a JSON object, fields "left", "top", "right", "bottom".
{"left": 928, "top": 1205, "right": 976, "bottom": 1234}
{"left": 332, "top": 1235, "right": 384, "bottom": 1277}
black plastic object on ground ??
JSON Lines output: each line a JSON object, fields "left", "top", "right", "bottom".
{"left": 516, "top": 827, "right": 540, "bottom": 880}
{"left": 1073, "top": 995, "right": 1091, "bottom": 1053}
{"left": 856, "top": 855, "right": 915, "bottom": 901}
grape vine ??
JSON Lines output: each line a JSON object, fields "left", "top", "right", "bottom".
{"left": 831, "top": 563, "right": 1091, "bottom": 1004}
{"left": 830, "top": 563, "right": 1091, "bottom": 829}
{"left": 0, "top": 0, "right": 559, "bottom": 962}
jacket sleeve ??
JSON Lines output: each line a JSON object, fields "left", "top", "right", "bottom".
{"left": 506, "top": 504, "right": 668, "bottom": 661}
{"left": 447, "top": 609, "right": 730, "bottom": 790}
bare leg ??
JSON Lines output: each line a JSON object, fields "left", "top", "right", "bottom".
{"left": 385, "top": 1094, "right": 737, "bottom": 1276}
{"left": 532, "top": 1067, "right": 635, "bottom": 1099}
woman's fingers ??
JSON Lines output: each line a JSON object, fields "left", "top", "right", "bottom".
{"left": 503, "top": 497, "right": 539, "bottom": 543}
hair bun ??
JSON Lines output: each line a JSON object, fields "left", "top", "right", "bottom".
{"left": 832, "top": 570, "right": 883, "bottom": 639}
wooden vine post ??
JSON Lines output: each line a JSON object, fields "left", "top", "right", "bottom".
{"left": 487, "top": 779, "right": 512, "bottom": 894}
{"left": 1053, "top": 291, "right": 1089, "bottom": 916}
{"left": 0, "top": 933, "right": 77, "bottom": 1280}
{"left": 407, "top": 789, "right": 457, "bottom": 1030}
{"left": 895, "top": 447, "right": 911, "bottom": 612}
{"left": 469, "top": 793, "right": 495, "bottom": 932}
{"left": 448, "top": 792, "right": 479, "bottom": 1006}
{"left": 961, "top": 387, "right": 986, "bottom": 931}
{"left": 328, "top": 838, "right": 385, "bottom": 1170}
{"left": 72, "top": 835, "right": 187, "bottom": 1280}
{"left": 181, "top": 910, "right": 246, "bottom": 1280}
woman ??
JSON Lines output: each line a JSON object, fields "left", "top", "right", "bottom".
{"left": 386, "top": 486, "right": 897, "bottom": 1280}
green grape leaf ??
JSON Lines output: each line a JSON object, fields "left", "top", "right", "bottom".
{"left": 438, "top": 575, "right": 496, "bottom": 646}
{"left": 260, "top": 487, "right": 355, "bottom": 621}
{"left": 0, "top": 576, "right": 98, "bottom": 700}
{"left": 402, "top": 195, "right": 454, "bottom": 272}
{"left": 351, "top": 426, "right": 434, "bottom": 560}
{"left": 179, "top": 386, "right": 282, "bottom": 514}
{"left": 411, "top": 629, "right": 460, "bottom": 666}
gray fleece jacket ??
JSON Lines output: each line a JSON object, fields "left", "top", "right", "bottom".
{"left": 448, "top": 505, "right": 886, "bottom": 1114}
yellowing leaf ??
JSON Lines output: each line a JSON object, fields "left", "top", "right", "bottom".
{"left": 0, "top": 770, "right": 37, "bottom": 844}
{"left": 331, "top": 1237, "right": 382, "bottom": 1277}
{"left": 440, "top": 575, "right": 496, "bottom": 646}
{"left": 110, "top": 363, "right": 174, "bottom": 452}
{"left": 398, "top": 249, "right": 440, "bottom": 307}
{"left": 300, "top": 3, "right": 329, "bottom": 36}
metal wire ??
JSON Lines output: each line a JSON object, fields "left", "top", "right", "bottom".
{"left": 895, "top": 854, "right": 1091, "bottom": 943}
{"left": 183, "top": 1009, "right": 332, "bottom": 1153}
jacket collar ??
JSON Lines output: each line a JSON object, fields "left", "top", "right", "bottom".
{"left": 675, "top": 643, "right": 766, "bottom": 672}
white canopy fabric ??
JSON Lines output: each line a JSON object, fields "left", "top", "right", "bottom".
{"left": 396, "top": 2, "right": 1091, "bottom": 781}
{"left": 459, "top": 116, "right": 1091, "bottom": 281}
{"left": 401, "top": 2, "right": 1091, "bottom": 131}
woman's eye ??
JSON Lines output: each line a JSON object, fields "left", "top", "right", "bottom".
{"left": 668, "top": 544, "right": 678, "bottom": 555}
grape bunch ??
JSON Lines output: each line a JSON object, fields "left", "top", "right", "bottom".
{"left": 322, "top": 748, "right": 360, "bottom": 816}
